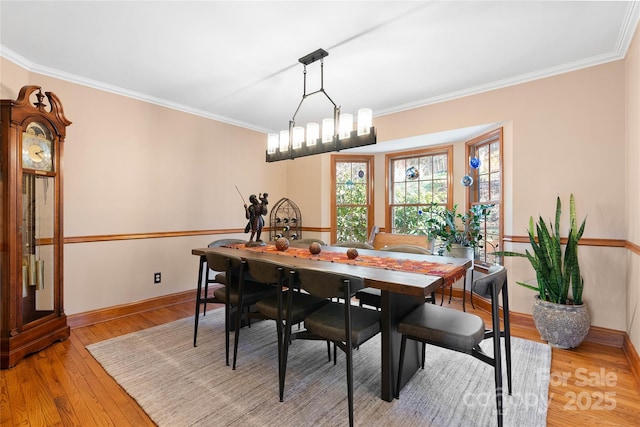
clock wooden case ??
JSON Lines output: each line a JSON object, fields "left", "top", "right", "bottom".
{"left": 1, "top": 85, "right": 72, "bottom": 368}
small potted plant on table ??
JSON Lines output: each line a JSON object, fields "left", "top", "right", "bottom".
{"left": 436, "top": 204, "right": 494, "bottom": 259}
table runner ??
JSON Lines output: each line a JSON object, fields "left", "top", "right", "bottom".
{"left": 225, "top": 243, "right": 467, "bottom": 287}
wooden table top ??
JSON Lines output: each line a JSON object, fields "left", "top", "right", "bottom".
{"left": 193, "top": 244, "right": 471, "bottom": 298}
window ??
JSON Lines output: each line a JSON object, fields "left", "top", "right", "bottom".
{"left": 386, "top": 147, "right": 453, "bottom": 235}
{"left": 467, "top": 129, "right": 503, "bottom": 263}
{"left": 331, "top": 155, "right": 373, "bottom": 244}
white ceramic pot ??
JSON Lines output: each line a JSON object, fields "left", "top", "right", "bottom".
{"left": 445, "top": 244, "right": 474, "bottom": 260}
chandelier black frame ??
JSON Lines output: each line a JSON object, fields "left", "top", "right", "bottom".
{"left": 265, "top": 48, "right": 376, "bottom": 162}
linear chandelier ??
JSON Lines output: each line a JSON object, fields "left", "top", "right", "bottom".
{"left": 266, "top": 48, "right": 377, "bottom": 162}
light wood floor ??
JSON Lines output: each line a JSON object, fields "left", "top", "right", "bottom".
{"left": 1, "top": 297, "right": 639, "bottom": 426}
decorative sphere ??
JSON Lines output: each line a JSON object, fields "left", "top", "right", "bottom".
{"left": 470, "top": 157, "right": 481, "bottom": 169}
{"left": 275, "top": 237, "right": 290, "bottom": 251}
{"left": 309, "top": 242, "right": 322, "bottom": 255}
{"left": 461, "top": 175, "right": 474, "bottom": 186}
{"left": 346, "top": 248, "right": 359, "bottom": 260}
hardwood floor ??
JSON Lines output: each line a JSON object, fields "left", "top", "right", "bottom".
{"left": 1, "top": 296, "right": 639, "bottom": 426}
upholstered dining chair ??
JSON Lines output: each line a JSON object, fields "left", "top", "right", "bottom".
{"left": 290, "top": 238, "right": 326, "bottom": 246}
{"left": 205, "top": 251, "right": 277, "bottom": 368}
{"left": 193, "top": 238, "right": 245, "bottom": 347}
{"left": 332, "top": 241, "right": 374, "bottom": 249}
{"left": 281, "top": 267, "right": 381, "bottom": 427}
{"left": 395, "top": 265, "right": 511, "bottom": 427}
{"left": 249, "top": 258, "right": 330, "bottom": 400}
{"left": 355, "top": 244, "right": 437, "bottom": 310}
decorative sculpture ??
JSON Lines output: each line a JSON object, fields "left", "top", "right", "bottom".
{"left": 243, "top": 192, "right": 269, "bottom": 246}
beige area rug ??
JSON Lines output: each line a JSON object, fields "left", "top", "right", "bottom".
{"left": 87, "top": 308, "right": 551, "bottom": 427}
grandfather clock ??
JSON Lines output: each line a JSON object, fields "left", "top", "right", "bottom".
{"left": 1, "top": 85, "right": 72, "bottom": 368}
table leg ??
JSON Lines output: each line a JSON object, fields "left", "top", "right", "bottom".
{"left": 380, "top": 290, "right": 423, "bottom": 402}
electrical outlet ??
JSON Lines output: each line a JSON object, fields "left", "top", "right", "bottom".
{"left": 154, "top": 272, "right": 161, "bottom": 284}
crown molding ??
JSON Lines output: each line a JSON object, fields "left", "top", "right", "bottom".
{"left": 0, "top": 45, "right": 269, "bottom": 134}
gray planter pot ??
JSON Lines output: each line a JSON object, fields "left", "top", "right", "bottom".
{"left": 532, "top": 296, "right": 590, "bottom": 349}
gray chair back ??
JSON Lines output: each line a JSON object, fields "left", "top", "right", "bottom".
{"left": 205, "top": 252, "right": 243, "bottom": 275}
{"left": 333, "top": 241, "right": 374, "bottom": 249}
{"left": 472, "top": 265, "right": 506, "bottom": 299}
{"left": 294, "top": 268, "right": 364, "bottom": 299}
{"left": 208, "top": 238, "right": 245, "bottom": 248}
{"left": 245, "top": 258, "right": 288, "bottom": 285}
{"left": 292, "top": 238, "right": 327, "bottom": 246}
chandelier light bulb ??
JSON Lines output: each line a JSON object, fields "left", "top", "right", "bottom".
{"left": 306, "top": 122, "right": 319, "bottom": 146}
{"left": 267, "top": 133, "right": 278, "bottom": 154}
{"left": 292, "top": 126, "right": 304, "bottom": 149}
{"left": 357, "top": 108, "right": 372, "bottom": 136}
{"left": 322, "top": 118, "right": 334, "bottom": 144}
{"left": 339, "top": 113, "right": 353, "bottom": 140}
{"left": 279, "top": 130, "right": 289, "bottom": 152}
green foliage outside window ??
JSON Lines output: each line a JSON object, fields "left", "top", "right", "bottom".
{"left": 391, "top": 202, "right": 446, "bottom": 238}
{"left": 335, "top": 161, "right": 369, "bottom": 243}
{"left": 390, "top": 152, "right": 449, "bottom": 238}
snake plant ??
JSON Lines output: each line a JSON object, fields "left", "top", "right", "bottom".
{"left": 495, "top": 194, "right": 586, "bottom": 305}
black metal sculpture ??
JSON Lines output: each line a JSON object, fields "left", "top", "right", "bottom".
{"left": 244, "top": 192, "right": 268, "bottom": 245}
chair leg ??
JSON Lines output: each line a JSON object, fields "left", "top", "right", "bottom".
{"left": 421, "top": 342, "right": 426, "bottom": 369}
{"left": 275, "top": 316, "right": 284, "bottom": 395}
{"left": 224, "top": 301, "right": 231, "bottom": 366}
{"left": 504, "top": 323, "right": 513, "bottom": 395}
{"left": 193, "top": 256, "right": 205, "bottom": 347}
{"left": 470, "top": 268, "right": 476, "bottom": 309}
{"left": 492, "top": 315, "right": 504, "bottom": 427}
{"left": 232, "top": 300, "right": 243, "bottom": 370}
{"left": 280, "top": 279, "right": 295, "bottom": 402}
{"left": 462, "top": 273, "right": 467, "bottom": 312}
{"left": 346, "top": 343, "right": 354, "bottom": 427}
{"left": 326, "top": 341, "right": 331, "bottom": 362}
{"left": 193, "top": 287, "right": 202, "bottom": 348}
{"left": 495, "top": 370, "right": 504, "bottom": 427}
{"left": 506, "top": 335, "right": 513, "bottom": 395}
{"left": 396, "top": 335, "right": 408, "bottom": 399}
{"left": 203, "top": 282, "right": 209, "bottom": 316}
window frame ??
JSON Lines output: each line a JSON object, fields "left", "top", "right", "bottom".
{"left": 330, "top": 154, "right": 374, "bottom": 244}
{"left": 465, "top": 128, "right": 503, "bottom": 263}
{"left": 385, "top": 145, "right": 454, "bottom": 234}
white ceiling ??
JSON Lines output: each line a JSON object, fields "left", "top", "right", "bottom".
{"left": 1, "top": 1, "right": 638, "bottom": 150}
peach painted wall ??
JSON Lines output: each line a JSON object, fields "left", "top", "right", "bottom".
{"left": 625, "top": 25, "right": 640, "bottom": 352}
{"left": 1, "top": 56, "right": 288, "bottom": 314}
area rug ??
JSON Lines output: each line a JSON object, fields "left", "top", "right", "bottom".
{"left": 87, "top": 308, "right": 551, "bottom": 427}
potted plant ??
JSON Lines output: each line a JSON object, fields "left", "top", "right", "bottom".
{"left": 419, "top": 202, "right": 446, "bottom": 252}
{"left": 495, "top": 194, "right": 590, "bottom": 348}
{"left": 436, "top": 203, "right": 494, "bottom": 258}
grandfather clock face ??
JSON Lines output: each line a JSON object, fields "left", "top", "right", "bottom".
{"left": 22, "top": 122, "right": 54, "bottom": 172}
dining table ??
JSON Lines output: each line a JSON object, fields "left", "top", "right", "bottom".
{"left": 192, "top": 242, "right": 471, "bottom": 402}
